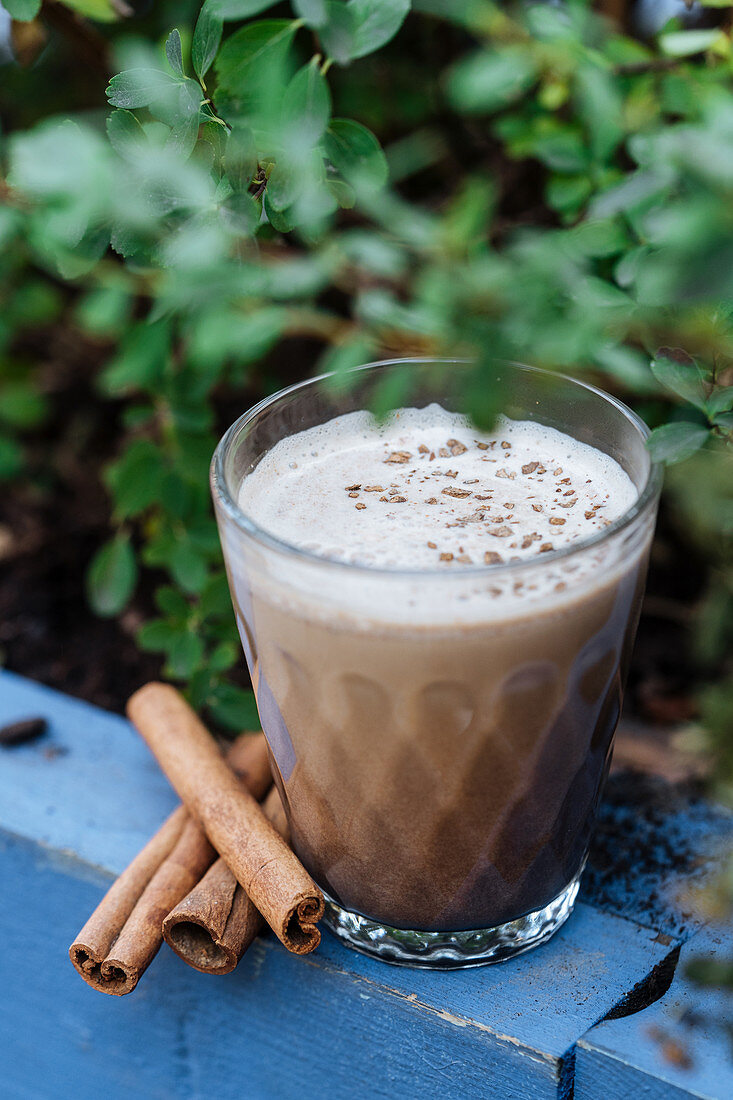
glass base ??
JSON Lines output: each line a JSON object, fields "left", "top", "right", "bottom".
{"left": 321, "top": 870, "right": 582, "bottom": 969}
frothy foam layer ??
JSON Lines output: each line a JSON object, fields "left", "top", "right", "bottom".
{"left": 238, "top": 405, "right": 637, "bottom": 570}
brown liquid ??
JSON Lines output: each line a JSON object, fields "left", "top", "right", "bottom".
{"left": 231, "top": 555, "right": 648, "bottom": 931}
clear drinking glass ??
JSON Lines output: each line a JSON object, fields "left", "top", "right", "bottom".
{"left": 211, "top": 359, "right": 662, "bottom": 968}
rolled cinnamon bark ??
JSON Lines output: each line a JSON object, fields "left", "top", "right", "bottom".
{"left": 70, "top": 730, "right": 271, "bottom": 994}
{"left": 69, "top": 805, "right": 187, "bottom": 989}
{"left": 163, "top": 787, "right": 290, "bottom": 974}
{"left": 128, "top": 683, "right": 324, "bottom": 954}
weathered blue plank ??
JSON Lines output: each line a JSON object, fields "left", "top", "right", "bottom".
{"left": 581, "top": 770, "right": 733, "bottom": 941}
{"left": 0, "top": 670, "right": 178, "bottom": 872}
{"left": 575, "top": 925, "right": 733, "bottom": 1100}
{"left": 0, "top": 670, "right": 696, "bottom": 1099}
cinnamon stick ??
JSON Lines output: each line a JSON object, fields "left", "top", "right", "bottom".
{"left": 163, "top": 786, "right": 291, "bottom": 974}
{"left": 70, "top": 731, "right": 271, "bottom": 994}
{"left": 127, "top": 683, "right": 324, "bottom": 954}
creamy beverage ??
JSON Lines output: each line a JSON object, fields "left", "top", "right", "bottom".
{"left": 227, "top": 405, "right": 646, "bottom": 932}
{"left": 212, "top": 358, "right": 661, "bottom": 964}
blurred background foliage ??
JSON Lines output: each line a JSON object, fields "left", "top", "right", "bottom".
{"left": 0, "top": 3, "right": 731, "bottom": 808}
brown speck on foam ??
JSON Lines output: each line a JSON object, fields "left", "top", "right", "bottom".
{"left": 348, "top": 491, "right": 359, "bottom": 498}
{"left": 364, "top": 485, "right": 383, "bottom": 492}
{"left": 390, "top": 495, "right": 407, "bottom": 503}
{"left": 501, "top": 441, "right": 511, "bottom": 449}
{"left": 379, "top": 496, "right": 389, "bottom": 502}
{"left": 521, "top": 535, "right": 534, "bottom": 549}
{"left": 549, "top": 517, "right": 566, "bottom": 526}
{"left": 559, "top": 499, "right": 577, "bottom": 508}
{"left": 418, "top": 444, "right": 429, "bottom": 454}
{"left": 531, "top": 503, "right": 543, "bottom": 512}
{"left": 495, "top": 468, "right": 515, "bottom": 480}
{"left": 522, "top": 462, "right": 540, "bottom": 474}
{"left": 464, "top": 478, "right": 479, "bottom": 485}
{"left": 426, "top": 497, "right": 438, "bottom": 504}
{"left": 584, "top": 510, "right": 594, "bottom": 520}
{"left": 456, "top": 554, "right": 473, "bottom": 563}
{"left": 345, "top": 483, "right": 361, "bottom": 491}
{"left": 438, "top": 447, "right": 449, "bottom": 458}
{"left": 476, "top": 441, "right": 490, "bottom": 450}
{"left": 484, "top": 551, "right": 503, "bottom": 564}
{"left": 447, "top": 439, "right": 468, "bottom": 456}
{"left": 560, "top": 478, "right": 571, "bottom": 485}
{"left": 539, "top": 543, "right": 554, "bottom": 553}
{"left": 427, "top": 541, "right": 437, "bottom": 549}
{"left": 442, "top": 487, "right": 472, "bottom": 499}
{"left": 553, "top": 467, "right": 563, "bottom": 475}
{"left": 490, "top": 526, "right": 513, "bottom": 538}
{"left": 440, "top": 552, "right": 454, "bottom": 562}
{"left": 355, "top": 502, "right": 366, "bottom": 510}
{"left": 475, "top": 494, "right": 491, "bottom": 501}
{"left": 385, "top": 451, "right": 412, "bottom": 464}
{"left": 555, "top": 582, "right": 567, "bottom": 592}
{"left": 429, "top": 451, "right": 436, "bottom": 461}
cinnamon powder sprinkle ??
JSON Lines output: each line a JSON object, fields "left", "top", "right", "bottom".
{"left": 496, "top": 468, "right": 516, "bottom": 480}
{"left": 442, "top": 487, "right": 472, "bottom": 498}
{"left": 385, "top": 451, "right": 412, "bottom": 464}
{"left": 440, "top": 552, "right": 454, "bottom": 561}
{"left": 345, "top": 483, "right": 361, "bottom": 491}
{"left": 348, "top": 492, "right": 359, "bottom": 498}
{"left": 427, "top": 541, "right": 437, "bottom": 549}
{"left": 364, "top": 485, "right": 383, "bottom": 492}
{"left": 501, "top": 441, "right": 511, "bottom": 449}
{"left": 390, "top": 496, "right": 407, "bottom": 503}
{"left": 522, "top": 461, "right": 540, "bottom": 474}
{"left": 484, "top": 551, "right": 503, "bottom": 564}
{"left": 447, "top": 439, "right": 467, "bottom": 456}
{"left": 549, "top": 517, "right": 566, "bottom": 526}
{"left": 531, "top": 503, "right": 543, "bottom": 512}
{"left": 418, "top": 444, "right": 429, "bottom": 454}
{"left": 355, "top": 502, "right": 366, "bottom": 510}
{"left": 438, "top": 448, "right": 449, "bottom": 458}
{"left": 490, "top": 526, "right": 513, "bottom": 538}
{"left": 476, "top": 442, "right": 490, "bottom": 450}
{"left": 426, "top": 497, "right": 438, "bottom": 504}
{"left": 456, "top": 554, "right": 472, "bottom": 563}
{"left": 539, "top": 543, "right": 554, "bottom": 553}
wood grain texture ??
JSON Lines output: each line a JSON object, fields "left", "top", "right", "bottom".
{"left": 0, "top": 669, "right": 723, "bottom": 1099}
{"left": 576, "top": 925, "right": 733, "bottom": 1100}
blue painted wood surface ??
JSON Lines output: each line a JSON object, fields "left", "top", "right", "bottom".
{"left": 575, "top": 925, "right": 733, "bottom": 1100}
{"left": 0, "top": 669, "right": 728, "bottom": 1099}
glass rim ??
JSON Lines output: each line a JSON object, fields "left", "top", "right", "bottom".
{"left": 211, "top": 357, "right": 663, "bottom": 579}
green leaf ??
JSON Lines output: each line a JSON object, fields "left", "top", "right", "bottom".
{"left": 167, "top": 631, "right": 205, "bottom": 679}
{"left": 170, "top": 538, "right": 210, "bottom": 593}
{"left": 224, "top": 125, "right": 257, "bottom": 189}
{"left": 319, "top": 2, "right": 356, "bottom": 64}
{"left": 207, "top": 0, "right": 278, "bottom": 17}
{"left": 214, "top": 19, "right": 297, "bottom": 119}
{"left": 293, "top": 0, "right": 327, "bottom": 26}
{"left": 219, "top": 192, "right": 260, "bottom": 235}
{"left": 646, "top": 422, "right": 710, "bottom": 465}
{"left": 76, "top": 284, "right": 131, "bottom": 335}
{"left": 706, "top": 387, "right": 733, "bottom": 417}
{"left": 106, "top": 69, "right": 179, "bottom": 110}
{"left": 0, "top": 383, "right": 48, "bottom": 429}
{"left": 165, "top": 29, "right": 184, "bottom": 77}
{"left": 87, "top": 534, "right": 138, "bottom": 617}
{"left": 155, "top": 584, "right": 191, "bottom": 619}
{"left": 137, "top": 618, "right": 181, "bottom": 652}
{"left": 347, "top": 0, "right": 410, "bottom": 59}
{"left": 207, "top": 683, "right": 261, "bottom": 731}
{"left": 284, "top": 60, "right": 332, "bottom": 146}
{"left": 651, "top": 350, "right": 709, "bottom": 410}
{"left": 2, "top": 0, "right": 41, "bottom": 20}
{"left": 193, "top": 4, "right": 223, "bottom": 81}
{"left": 105, "top": 439, "right": 165, "bottom": 519}
{"left": 448, "top": 48, "right": 536, "bottom": 113}
{"left": 100, "top": 320, "right": 171, "bottom": 395}
{"left": 659, "top": 30, "right": 722, "bottom": 57}
{"left": 106, "top": 110, "right": 148, "bottom": 161}
{"left": 208, "top": 641, "right": 238, "bottom": 672}
{"left": 60, "top": 0, "right": 119, "bottom": 19}
{"left": 0, "top": 435, "right": 23, "bottom": 480}
{"left": 324, "top": 119, "right": 388, "bottom": 191}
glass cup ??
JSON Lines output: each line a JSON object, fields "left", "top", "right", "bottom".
{"left": 211, "top": 359, "right": 662, "bottom": 967}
